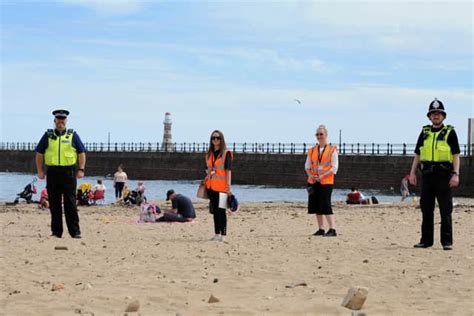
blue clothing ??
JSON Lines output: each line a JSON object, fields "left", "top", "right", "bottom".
{"left": 35, "top": 129, "right": 86, "bottom": 154}
{"left": 171, "top": 194, "right": 196, "bottom": 219}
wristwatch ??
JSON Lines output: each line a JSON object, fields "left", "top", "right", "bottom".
{"left": 78, "top": 168, "right": 85, "bottom": 172}
{"left": 451, "top": 172, "right": 459, "bottom": 176}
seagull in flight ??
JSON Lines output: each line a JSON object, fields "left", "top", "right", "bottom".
{"left": 294, "top": 99, "right": 302, "bottom": 104}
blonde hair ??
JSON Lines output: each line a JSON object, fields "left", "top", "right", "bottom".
{"left": 317, "top": 125, "right": 328, "bottom": 135}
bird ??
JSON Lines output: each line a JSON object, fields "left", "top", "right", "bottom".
{"left": 294, "top": 99, "right": 302, "bottom": 104}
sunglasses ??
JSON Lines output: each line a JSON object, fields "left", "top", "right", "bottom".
{"left": 211, "top": 136, "right": 221, "bottom": 140}
{"left": 316, "top": 133, "right": 325, "bottom": 136}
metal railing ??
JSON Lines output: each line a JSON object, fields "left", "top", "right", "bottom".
{"left": 0, "top": 142, "right": 471, "bottom": 156}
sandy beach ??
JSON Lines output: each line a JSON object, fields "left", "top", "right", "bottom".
{"left": 1, "top": 199, "right": 473, "bottom": 315}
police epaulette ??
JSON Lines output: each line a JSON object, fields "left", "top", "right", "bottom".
{"left": 67, "top": 129, "right": 74, "bottom": 134}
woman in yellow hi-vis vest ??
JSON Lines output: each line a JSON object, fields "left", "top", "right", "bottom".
{"left": 205, "top": 130, "right": 233, "bottom": 242}
{"left": 305, "top": 125, "right": 339, "bottom": 237}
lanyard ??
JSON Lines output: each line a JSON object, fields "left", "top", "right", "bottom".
{"left": 317, "top": 145, "right": 327, "bottom": 164}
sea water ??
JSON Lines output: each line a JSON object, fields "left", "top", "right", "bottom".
{"left": 0, "top": 172, "right": 401, "bottom": 204}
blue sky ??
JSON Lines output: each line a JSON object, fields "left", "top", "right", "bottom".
{"left": 1, "top": 0, "right": 473, "bottom": 145}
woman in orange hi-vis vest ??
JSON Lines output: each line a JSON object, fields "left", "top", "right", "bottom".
{"left": 305, "top": 125, "right": 339, "bottom": 237}
{"left": 205, "top": 130, "right": 233, "bottom": 242}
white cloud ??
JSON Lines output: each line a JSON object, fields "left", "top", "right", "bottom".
{"left": 59, "top": 0, "right": 147, "bottom": 15}
{"left": 2, "top": 60, "right": 472, "bottom": 144}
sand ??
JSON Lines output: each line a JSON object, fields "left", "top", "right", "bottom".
{"left": 1, "top": 199, "right": 473, "bottom": 315}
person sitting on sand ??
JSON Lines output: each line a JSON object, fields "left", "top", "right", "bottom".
{"left": 135, "top": 181, "right": 147, "bottom": 206}
{"left": 346, "top": 187, "right": 365, "bottom": 205}
{"left": 93, "top": 179, "right": 106, "bottom": 201}
{"left": 39, "top": 187, "right": 49, "bottom": 209}
{"left": 346, "top": 188, "right": 379, "bottom": 205}
{"left": 156, "top": 190, "right": 196, "bottom": 222}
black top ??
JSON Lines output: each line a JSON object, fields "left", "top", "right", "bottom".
{"left": 414, "top": 125, "right": 460, "bottom": 155}
{"left": 171, "top": 194, "right": 196, "bottom": 218}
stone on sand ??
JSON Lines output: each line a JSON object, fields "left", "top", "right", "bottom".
{"left": 341, "top": 287, "right": 368, "bottom": 310}
{"left": 208, "top": 294, "right": 220, "bottom": 303}
{"left": 125, "top": 300, "right": 140, "bottom": 312}
{"left": 51, "top": 283, "right": 65, "bottom": 291}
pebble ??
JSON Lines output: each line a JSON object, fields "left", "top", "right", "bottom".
{"left": 213, "top": 278, "right": 219, "bottom": 283}
{"left": 125, "top": 300, "right": 140, "bottom": 312}
{"left": 285, "top": 282, "right": 307, "bottom": 289}
{"left": 54, "top": 246, "right": 68, "bottom": 251}
{"left": 341, "top": 287, "right": 368, "bottom": 310}
{"left": 208, "top": 294, "right": 220, "bottom": 303}
{"left": 51, "top": 283, "right": 65, "bottom": 291}
{"left": 363, "top": 259, "right": 369, "bottom": 263}
{"left": 83, "top": 283, "right": 93, "bottom": 290}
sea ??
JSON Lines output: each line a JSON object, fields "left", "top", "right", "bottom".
{"left": 0, "top": 172, "right": 402, "bottom": 204}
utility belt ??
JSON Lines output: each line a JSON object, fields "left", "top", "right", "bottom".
{"left": 419, "top": 162, "right": 452, "bottom": 176}
{"left": 46, "top": 165, "right": 76, "bottom": 170}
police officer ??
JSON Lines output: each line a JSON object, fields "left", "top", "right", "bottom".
{"left": 35, "top": 110, "right": 86, "bottom": 238}
{"left": 409, "top": 99, "right": 460, "bottom": 250}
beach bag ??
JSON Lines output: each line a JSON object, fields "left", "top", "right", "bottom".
{"left": 228, "top": 194, "right": 239, "bottom": 213}
{"left": 196, "top": 182, "right": 209, "bottom": 199}
{"left": 138, "top": 204, "right": 158, "bottom": 223}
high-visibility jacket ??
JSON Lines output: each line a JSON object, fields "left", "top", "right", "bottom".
{"left": 307, "top": 144, "right": 336, "bottom": 185}
{"left": 44, "top": 129, "right": 77, "bottom": 166}
{"left": 205, "top": 150, "right": 233, "bottom": 192}
{"left": 419, "top": 125, "right": 454, "bottom": 163}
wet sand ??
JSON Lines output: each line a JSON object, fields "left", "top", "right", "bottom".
{"left": 1, "top": 200, "right": 473, "bottom": 315}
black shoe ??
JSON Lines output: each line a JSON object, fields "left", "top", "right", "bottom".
{"left": 71, "top": 234, "right": 82, "bottom": 239}
{"left": 313, "top": 229, "right": 325, "bottom": 236}
{"left": 51, "top": 234, "right": 62, "bottom": 238}
{"left": 324, "top": 229, "right": 337, "bottom": 237}
{"left": 413, "top": 243, "right": 432, "bottom": 248}
{"left": 443, "top": 244, "right": 453, "bottom": 251}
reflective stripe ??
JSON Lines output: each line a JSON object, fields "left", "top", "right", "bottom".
{"left": 44, "top": 130, "right": 77, "bottom": 166}
{"left": 307, "top": 144, "right": 336, "bottom": 185}
{"left": 205, "top": 150, "right": 233, "bottom": 192}
{"left": 419, "top": 125, "right": 454, "bottom": 163}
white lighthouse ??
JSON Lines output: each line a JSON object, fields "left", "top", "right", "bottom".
{"left": 161, "top": 112, "right": 174, "bottom": 151}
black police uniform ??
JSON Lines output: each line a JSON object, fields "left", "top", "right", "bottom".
{"left": 414, "top": 100, "right": 460, "bottom": 248}
{"left": 35, "top": 110, "right": 85, "bottom": 238}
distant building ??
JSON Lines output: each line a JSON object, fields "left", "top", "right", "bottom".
{"left": 161, "top": 112, "right": 174, "bottom": 151}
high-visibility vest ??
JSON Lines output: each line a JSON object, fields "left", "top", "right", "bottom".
{"left": 44, "top": 129, "right": 78, "bottom": 166}
{"left": 205, "top": 150, "right": 233, "bottom": 192}
{"left": 307, "top": 144, "right": 336, "bottom": 185}
{"left": 419, "top": 125, "right": 454, "bottom": 163}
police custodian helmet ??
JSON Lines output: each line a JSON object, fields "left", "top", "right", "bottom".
{"left": 427, "top": 98, "right": 446, "bottom": 118}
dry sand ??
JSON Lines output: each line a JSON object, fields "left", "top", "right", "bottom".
{"left": 1, "top": 199, "right": 473, "bottom": 315}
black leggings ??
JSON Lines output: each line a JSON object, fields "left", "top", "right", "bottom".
{"left": 208, "top": 189, "right": 227, "bottom": 235}
{"left": 115, "top": 182, "right": 125, "bottom": 198}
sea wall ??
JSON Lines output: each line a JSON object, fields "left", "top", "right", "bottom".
{"left": 1, "top": 151, "right": 472, "bottom": 196}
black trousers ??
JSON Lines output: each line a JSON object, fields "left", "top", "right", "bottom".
{"left": 115, "top": 182, "right": 125, "bottom": 198}
{"left": 419, "top": 173, "right": 453, "bottom": 246}
{"left": 47, "top": 167, "right": 80, "bottom": 237}
{"left": 208, "top": 189, "right": 227, "bottom": 235}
